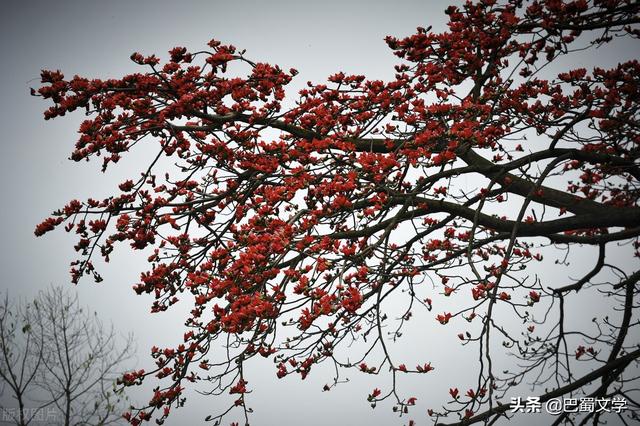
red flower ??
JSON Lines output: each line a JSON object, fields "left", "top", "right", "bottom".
{"left": 367, "top": 388, "right": 382, "bottom": 401}
{"left": 436, "top": 312, "right": 452, "bottom": 324}
{"left": 34, "top": 217, "right": 63, "bottom": 236}
{"left": 416, "top": 363, "right": 434, "bottom": 373}
{"left": 529, "top": 291, "right": 540, "bottom": 303}
{"left": 229, "top": 379, "right": 248, "bottom": 394}
{"left": 499, "top": 291, "right": 511, "bottom": 301}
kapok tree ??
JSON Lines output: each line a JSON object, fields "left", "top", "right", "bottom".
{"left": 34, "top": 0, "right": 640, "bottom": 424}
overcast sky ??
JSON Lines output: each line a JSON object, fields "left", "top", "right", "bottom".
{"left": 1, "top": 1, "right": 638, "bottom": 426}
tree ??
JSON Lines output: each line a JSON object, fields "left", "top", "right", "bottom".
{"left": 0, "top": 287, "right": 133, "bottom": 426}
{"left": 32, "top": 0, "right": 639, "bottom": 424}
{"left": 0, "top": 294, "right": 45, "bottom": 425}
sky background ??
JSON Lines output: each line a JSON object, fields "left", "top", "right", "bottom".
{"left": 1, "top": 1, "right": 638, "bottom": 425}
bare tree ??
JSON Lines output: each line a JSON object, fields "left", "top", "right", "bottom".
{"left": 0, "top": 287, "right": 134, "bottom": 426}
{"left": 0, "top": 294, "right": 45, "bottom": 425}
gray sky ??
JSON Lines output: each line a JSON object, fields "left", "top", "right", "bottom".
{"left": 1, "top": 1, "right": 638, "bottom": 425}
